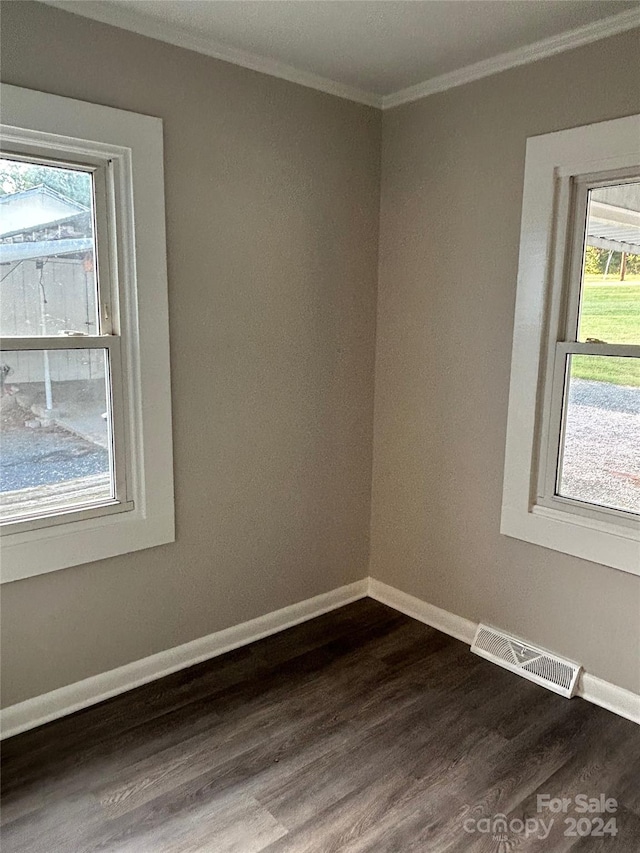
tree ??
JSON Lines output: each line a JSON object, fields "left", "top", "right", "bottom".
{"left": 0, "top": 158, "right": 91, "bottom": 208}
{"left": 584, "top": 245, "right": 640, "bottom": 278}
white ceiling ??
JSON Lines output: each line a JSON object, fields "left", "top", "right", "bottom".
{"left": 45, "top": 1, "right": 640, "bottom": 107}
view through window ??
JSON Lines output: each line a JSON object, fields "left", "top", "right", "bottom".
{"left": 0, "top": 157, "right": 115, "bottom": 523}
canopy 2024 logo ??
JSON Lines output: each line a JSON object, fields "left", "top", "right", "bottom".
{"left": 463, "top": 794, "right": 618, "bottom": 841}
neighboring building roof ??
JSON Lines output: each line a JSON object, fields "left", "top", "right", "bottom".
{"left": 0, "top": 185, "right": 88, "bottom": 239}
{"left": 586, "top": 182, "right": 640, "bottom": 254}
{"left": 0, "top": 238, "right": 94, "bottom": 263}
{"left": 588, "top": 201, "right": 640, "bottom": 254}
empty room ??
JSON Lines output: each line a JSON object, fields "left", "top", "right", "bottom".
{"left": 1, "top": 1, "right": 639, "bottom": 850}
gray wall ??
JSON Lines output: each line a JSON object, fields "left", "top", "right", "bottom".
{"left": 0, "top": 2, "right": 381, "bottom": 706}
{"left": 371, "top": 28, "right": 640, "bottom": 693}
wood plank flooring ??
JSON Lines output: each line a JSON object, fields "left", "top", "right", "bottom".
{"left": 2, "top": 599, "right": 639, "bottom": 852}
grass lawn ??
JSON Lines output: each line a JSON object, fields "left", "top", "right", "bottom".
{"left": 573, "top": 278, "right": 640, "bottom": 387}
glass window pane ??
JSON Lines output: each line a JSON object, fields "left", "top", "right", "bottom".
{"left": 0, "top": 348, "right": 113, "bottom": 522}
{"left": 0, "top": 157, "right": 98, "bottom": 336}
{"left": 578, "top": 181, "right": 640, "bottom": 345}
{"left": 557, "top": 354, "right": 640, "bottom": 515}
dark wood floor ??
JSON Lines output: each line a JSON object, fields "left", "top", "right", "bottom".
{"left": 2, "top": 599, "right": 639, "bottom": 852}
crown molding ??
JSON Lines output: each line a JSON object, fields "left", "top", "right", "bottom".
{"left": 41, "top": 2, "right": 639, "bottom": 112}
{"left": 41, "top": 1, "right": 383, "bottom": 109}
{"left": 382, "top": 7, "right": 640, "bottom": 110}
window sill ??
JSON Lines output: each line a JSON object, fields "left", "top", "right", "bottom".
{"left": 0, "top": 505, "right": 175, "bottom": 583}
{"left": 501, "top": 502, "right": 640, "bottom": 576}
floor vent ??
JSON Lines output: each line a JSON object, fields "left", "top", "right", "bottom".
{"left": 471, "top": 624, "right": 581, "bottom": 698}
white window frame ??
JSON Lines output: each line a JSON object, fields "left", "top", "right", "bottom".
{"left": 0, "top": 84, "right": 174, "bottom": 583}
{"left": 501, "top": 114, "right": 640, "bottom": 576}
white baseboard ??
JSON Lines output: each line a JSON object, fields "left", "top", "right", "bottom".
{"left": 0, "top": 579, "right": 368, "bottom": 740}
{"left": 368, "top": 577, "right": 476, "bottom": 643}
{"left": 579, "top": 673, "right": 640, "bottom": 725}
{"left": 3, "top": 576, "right": 637, "bottom": 738}
{"left": 367, "top": 578, "right": 639, "bottom": 725}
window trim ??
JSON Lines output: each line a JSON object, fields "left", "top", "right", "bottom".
{"left": 501, "top": 114, "right": 640, "bottom": 576}
{"left": 0, "top": 84, "right": 174, "bottom": 583}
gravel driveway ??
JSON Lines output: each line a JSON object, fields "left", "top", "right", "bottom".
{"left": 561, "top": 378, "right": 640, "bottom": 514}
{"left": 0, "top": 426, "right": 109, "bottom": 492}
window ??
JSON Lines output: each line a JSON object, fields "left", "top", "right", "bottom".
{"left": 1, "top": 157, "right": 127, "bottom": 526}
{"left": 502, "top": 114, "right": 640, "bottom": 575}
{"left": 0, "top": 85, "right": 174, "bottom": 583}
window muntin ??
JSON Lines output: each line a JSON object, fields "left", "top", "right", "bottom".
{"left": 0, "top": 153, "right": 128, "bottom": 529}
{"left": 540, "top": 174, "right": 640, "bottom": 521}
